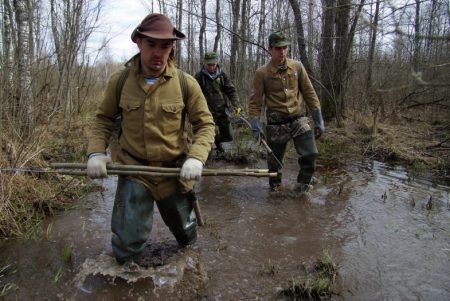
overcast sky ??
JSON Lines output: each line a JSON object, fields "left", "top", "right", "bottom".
{"left": 96, "top": 0, "right": 151, "bottom": 62}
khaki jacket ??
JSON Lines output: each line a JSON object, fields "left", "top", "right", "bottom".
{"left": 248, "top": 58, "right": 320, "bottom": 119}
{"left": 87, "top": 54, "right": 215, "bottom": 200}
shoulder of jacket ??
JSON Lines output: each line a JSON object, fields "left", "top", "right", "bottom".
{"left": 179, "top": 70, "right": 198, "bottom": 85}
{"left": 254, "top": 66, "right": 266, "bottom": 76}
{"left": 110, "top": 68, "right": 126, "bottom": 80}
{"left": 106, "top": 68, "right": 131, "bottom": 89}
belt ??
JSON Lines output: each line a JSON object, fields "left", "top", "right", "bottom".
{"left": 123, "top": 149, "right": 179, "bottom": 167}
{"left": 267, "top": 114, "right": 303, "bottom": 125}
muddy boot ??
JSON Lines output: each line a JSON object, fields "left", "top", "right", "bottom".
{"left": 297, "top": 183, "right": 313, "bottom": 193}
{"left": 115, "top": 252, "right": 145, "bottom": 267}
{"left": 215, "top": 142, "right": 224, "bottom": 153}
{"left": 270, "top": 183, "right": 281, "bottom": 192}
{"left": 269, "top": 171, "right": 282, "bottom": 192}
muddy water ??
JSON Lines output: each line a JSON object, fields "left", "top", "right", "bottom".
{"left": 0, "top": 159, "right": 449, "bottom": 300}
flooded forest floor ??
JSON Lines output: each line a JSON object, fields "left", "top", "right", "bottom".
{"left": 0, "top": 118, "right": 449, "bottom": 300}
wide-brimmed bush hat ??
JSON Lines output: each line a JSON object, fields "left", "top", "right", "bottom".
{"left": 131, "top": 13, "right": 186, "bottom": 42}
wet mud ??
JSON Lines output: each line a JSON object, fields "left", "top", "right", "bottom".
{"left": 0, "top": 159, "right": 449, "bottom": 300}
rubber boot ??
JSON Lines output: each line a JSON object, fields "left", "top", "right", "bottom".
{"left": 156, "top": 192, "right": 197, "bottom": 246}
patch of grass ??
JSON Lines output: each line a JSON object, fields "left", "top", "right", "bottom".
{"left": 25, "top": 218, "right": 44, "bottom": 240}
{"left": 257, "top": 259, "right": 278, "bottom": 276}
{"left": 52, "top": 267, "right": 63, "bottom": 284}
{"left": 316, "top": 138, "right": 348, "bottom": 169}
{"left": 216, "top": 127, "right": 264, "bottom": 164}
{"left": 214, "top": 243, "right": 228, "bottom": 252}
{"left": 408, "top": 159, "right": 427, "bottom": 180}
{"left": 62, "top": 244, "right": 73, "bottom": 263}
{"left": 45, "top": 222, "right": 53, "bottom": 239}
{"left": 278, "top": 250, "right": 338, "bottom": 300}
{"left": 0, "top": 264, "right": 18, "bottom": 297}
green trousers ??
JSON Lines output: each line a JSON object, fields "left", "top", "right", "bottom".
{"left": 267, "top": 130, "right": 319, "bottom": 187}
{"left": 111, "top": 176, "right": 197, "bottom": 262}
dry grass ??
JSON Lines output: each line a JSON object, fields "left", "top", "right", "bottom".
{"left": 317, "top": 113, "right": 449, "bottom": 174}
{"left": 0, "top": 118, "right": 95, "bottom": 238}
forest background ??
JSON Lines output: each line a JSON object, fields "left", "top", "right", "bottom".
{"left": 0, "top": 0, "right": 449, "bottom": 238}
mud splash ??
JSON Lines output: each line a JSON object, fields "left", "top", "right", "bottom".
{"left": 74, "top": 246, "right": 204, "bottom": 292}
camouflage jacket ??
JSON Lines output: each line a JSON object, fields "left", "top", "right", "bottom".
{"left": 195, "top": 66, "right": 239, "bottom": 117}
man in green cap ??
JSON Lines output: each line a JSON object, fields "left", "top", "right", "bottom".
{"left": 195, "top": 51, "right": 241, "bottom": 153}
{"left": 86, "top": 13, "right": 215, "bottom": 265}
{"left": 248, "top": 31, "right": 325, "bottom": 193}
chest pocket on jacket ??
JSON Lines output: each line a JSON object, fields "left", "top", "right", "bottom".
{"left": 119, "top": 99, "right": 142, "bottom": 122}
{"left": 161, "top": 102, "right": 185, "bottom": 135}
{"left": 120, "top": 101, "right": 141, "bottom": 112}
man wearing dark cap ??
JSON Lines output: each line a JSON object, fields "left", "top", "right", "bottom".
{"left": 195, "top": 52, "right": 241, "bottom": 153}
{"left": 248, "top": 31, "right": 325, "bottom": 193}
{"left": 86, "top": 13, "right": 215, "bottom": 265}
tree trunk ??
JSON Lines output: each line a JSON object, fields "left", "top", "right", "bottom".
{"left": 336, "top": 0, "right": 365, "bottom": 116}
{"left": 307, "top": 0, "right": 314, "bottom": 60}
{"left": 319, "top": 0, "right": 335, "bottom": 120}
{"left": 288, "top": 0, "right": 313, "bottom": 76}
{"left": 229, "top": 0, "right": 241, "bottom": 79}
{"left": 332, "top": 0, "right": 350, "bottom": 121}
{"left": 255, "top": 0, "right": 266, "bottom": 68}
{"left": 1, "top": 0, "right": 13, "bottom": 123}
{"left": 199, "top": 0, "right": 206, "bottom": 60}
{"left": 366, "top": 0, "right": 380, "bottom": 91}
{"left": 237, "top": 0, "right": 248, "bottom": 84}
{"left": 176, "top": 0, "right": 183, "bottom": 65}
{"left": 213, "top": 0, "right": 221, "bottom": 52}
{"left": 413, "top": 0, "right": 421, "bottom": 72}
{"left": 14, "top": 0, "right": 33, "bottom": 130}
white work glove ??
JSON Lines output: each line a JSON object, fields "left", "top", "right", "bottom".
{"left": 87, "top": 153, "right": 111, "bottom": 179}
{"left": 180, "top": 158, "right": 203, "bottom": 180}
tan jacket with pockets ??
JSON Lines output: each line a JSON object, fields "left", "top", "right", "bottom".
{"left": 87, "top": 54, "right": 215, "bottom": 200}
{"left": 248, "top": 58, "right": 320, "bottom": 119}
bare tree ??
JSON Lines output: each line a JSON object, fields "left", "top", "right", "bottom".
{"left": 288, "top": 0, "right": 313, "bottom": 75}
{"left": 176, "top": 0, "right": 183, "bottom": 63}
{"left": 199, "top": 0, "right": 206, "bottom": 59}
{"left": 213, "top": 0, "right": 221, "bottom": 52}
{"left": 13, "top": 0, "right": 34, "bottom": 130}
{"left": 366, "top": 0, "right": 381, "bottom": 91}
{"left": 255, "top": 0, "right": 266, "bottom": 68}
{"left": 229, "top": 0, "right": 241, "bottom": 79}
{"left": 412, "top": 0, "right": 421, "bottom": 71}
{"left": 319, "top": 0, "right": 335, "bottom": 120}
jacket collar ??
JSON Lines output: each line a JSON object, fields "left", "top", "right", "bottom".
{"left": 267, "top": 58, "right": 296, "bottom": 75}
{"left": 201, "top": 64, "right": 222, "bottom": 80}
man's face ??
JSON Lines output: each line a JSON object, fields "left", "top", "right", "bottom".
{"left": 137, "top": 37, "right": 174, "bottom": 75}
{"left": 206, "top": 63, "right": 217, "bottom": 73}
{"left": 269, "top": 45, "right": 289, "bottom": 65}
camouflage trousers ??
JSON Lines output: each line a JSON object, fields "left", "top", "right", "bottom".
{"left": 213, "top": 114, "right": 233, "bottom": 144}
{"left": 265, "top": 115, "right": 319, "bottom": 187}
{"left": 111, "top": 176, "right": 197, "bottom": 262}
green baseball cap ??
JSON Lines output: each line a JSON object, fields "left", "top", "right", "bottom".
{"left": 268, "top": 31, "right": 291, "bottom": 47}
{"left": 204, "top": 52, "right": 219, "bottom": 64}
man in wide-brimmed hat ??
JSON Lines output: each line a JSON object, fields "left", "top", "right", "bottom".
{"left": 86, "top": 13, "right": 215, "bottom": 265}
